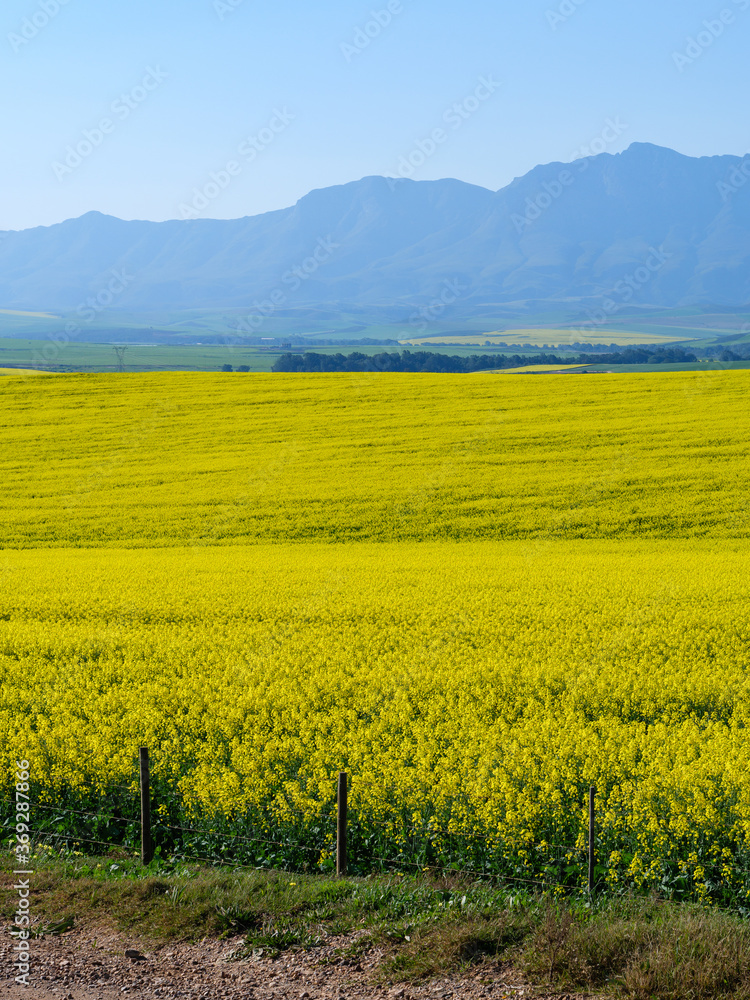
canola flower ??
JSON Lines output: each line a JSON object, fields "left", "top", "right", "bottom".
{"left": 0, "top": 370, "right": 749, "bottom": 897}
{"left": 0, "top": 370, "right": 747, "bottom": 547}
{"left": 1, "top": 539, "right": 750, "bottom": 879}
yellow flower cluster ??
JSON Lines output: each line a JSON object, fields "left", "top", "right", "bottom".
{"left": 0, "top": 370, "right": 747, "bottom": 548}
{"left": 1, "top": 537, "right": 749, "bottom": 865}
{"left": 1, "top": 369, "right": 749, "bottom": 882}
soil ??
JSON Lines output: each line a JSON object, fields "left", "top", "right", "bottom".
{"left": 0, "top": 925, "right": 592, "bottom": 1000}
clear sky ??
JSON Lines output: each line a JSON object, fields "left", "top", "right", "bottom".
{"left": 2, "top": 0, "right": 749, "bottom": 230}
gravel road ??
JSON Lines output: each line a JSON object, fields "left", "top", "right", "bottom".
{"left": 1, "top": 925, "right": 592, "bottom": 1000}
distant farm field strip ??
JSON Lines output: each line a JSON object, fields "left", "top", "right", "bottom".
{"left": 401, "top": 328, "right": 685, "bottom": 347}
{"left": 0, "top": 367, "right": 50, "bottom": 376}
{"left": 0, "top": 309, "right": 59, "bottom": 319}
{"left": 481, "top": 364, "right": 590, "bottom": 374}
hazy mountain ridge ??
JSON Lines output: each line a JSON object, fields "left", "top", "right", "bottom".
{"left": 1, "top": 143, "right": 749, "bottom": 318}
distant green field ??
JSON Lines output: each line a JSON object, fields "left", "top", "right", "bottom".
{"left": 0, "top": 338, "right": 589, "bottom": 373}
{"left": 1, "top": 336, "right": 747, "bottom": 375}
{"left": 584, "top": 360, "right": 750, "bottom": 374}
{"left": 1, "top": 303, "right": 749, "bottom": 348}
{"left": 0, "top": 338, "right": 278, "bottom": 372}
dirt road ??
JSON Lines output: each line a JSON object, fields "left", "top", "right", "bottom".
{"left": 1, "top": 925, "right": 587, "bottom": 1000}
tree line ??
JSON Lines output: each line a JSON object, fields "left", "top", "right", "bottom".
{"left": 269, "top": 346, "right": 699, "bottom": 373}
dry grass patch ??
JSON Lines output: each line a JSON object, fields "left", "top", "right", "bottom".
{"left": 526, "top": 899, "right": 750, "bottom": 999}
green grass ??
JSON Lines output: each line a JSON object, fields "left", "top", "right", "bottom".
{"left": 1, "top": 849, "right": 526, "bottom": 955}
{"left": 7, "top": 849, "right": 750, "bottom": 997}
{"left": 0, "top": 338, "right": 281, "bottom": 372}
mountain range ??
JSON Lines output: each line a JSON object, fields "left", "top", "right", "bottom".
{"left": 1, "top": 143, "right": 749, "bottom": 326}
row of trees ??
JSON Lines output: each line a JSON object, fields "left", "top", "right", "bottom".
{"left": 270, "top": 346, "right": 699, "bottom": 373}
{"left": 577, "top": 346, "right": 698, "bottom": 364}
{"left": 272, "top": 350, "right": 545, "bottom": 373}
{"left": 702, "top": 345, "right": 750, "bottom": 361}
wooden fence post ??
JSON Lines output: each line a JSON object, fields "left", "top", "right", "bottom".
{"left": 337, "top": 772, "right": 348, "bottom": 877}
{"left": 140, "top": 748, "right": 153, "bottom": 865}
{"left": 588, "top": 785, "right": 596, "bottom": 893}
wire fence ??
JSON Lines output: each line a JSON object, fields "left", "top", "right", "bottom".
{"left": 5, "top": 753, "right": 750, "bottom": 905}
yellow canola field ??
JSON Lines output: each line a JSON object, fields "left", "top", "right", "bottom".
{"left": 1, "top": 540, "right": 750, "bottom": 867}
{"left": 2, "top": 370, "right": 750, "bottom": 888}
{"left": 0, "top": 371, "right": 749, "bottom": 547}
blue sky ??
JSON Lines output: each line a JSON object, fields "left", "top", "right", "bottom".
{"left": 2, "top": 0, "right": 749, "bottom": 230}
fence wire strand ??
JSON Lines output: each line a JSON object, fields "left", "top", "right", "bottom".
{"left": 31, "top": 802, "right": 135, "bottom": 824}
{"left": 156, "top": 820, "right": 327, "bottom": 856}
{"left": 5, "top": 774, "right": 746, "bottom": 889}
{"left": 375, "top": 855, "right": 552, "bottom": 888}
{"left": 37, "top": 831, "right": 133, "bottom": 852}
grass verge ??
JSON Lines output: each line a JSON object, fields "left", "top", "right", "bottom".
{"left": 4, "top": 849, "right": 750, "bottom": 998}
